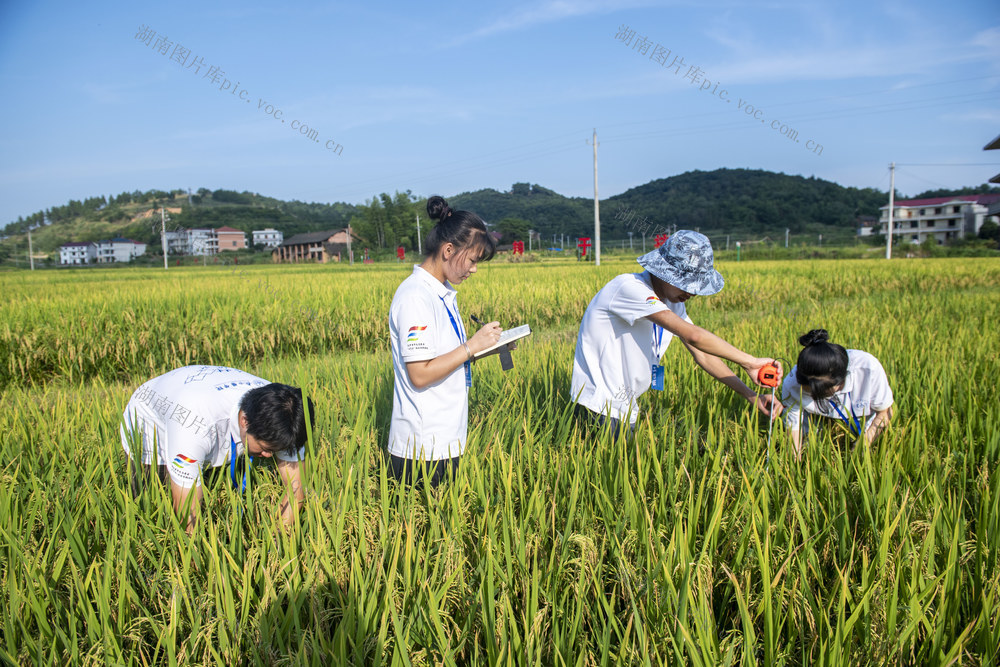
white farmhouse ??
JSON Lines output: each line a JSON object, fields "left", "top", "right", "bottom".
{"left": 865, "top": 194, "right": 1000, "bottom": 245}
{"left": 252, "top": 228, "right": 283, "bottom": 248}
{"left": 60, "top": 242, "right": 97, "bottom": 265}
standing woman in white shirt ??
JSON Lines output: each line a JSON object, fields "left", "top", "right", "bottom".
{"left": 571, "top": 230, "right": 784, "bottom": 440}
{"left": 781, "top": 329, "right": 894, "bottom": 459}
{"left": 387, "top": 195, "right": 502, "bottom": 487}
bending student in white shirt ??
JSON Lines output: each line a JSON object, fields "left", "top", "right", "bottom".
{"left": 387, "top": 195, "right": 502, "bottom": 487}
{"left": 781, "top": 329, "right": 894, "bottom": 459}
{"left": 572, "top": 230, "right": 784, "bottom": 439}
{"left": 120, "top": 365, "right": 315, "bottom": 534}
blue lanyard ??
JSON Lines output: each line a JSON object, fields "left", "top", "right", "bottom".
{"left": 439, "top": 295, "right": 471, "bottom": 388}
{"left": 652, "top": 324, "right": 664, "bottom": 360}
{"left": 439, "top": 295, "right": 467, "bottom": 342}
{"left": 230, "top": 435, "right": 253, "bottom": 493}
{"left": 828, "top": 393, "right": 862, "bottom": 437}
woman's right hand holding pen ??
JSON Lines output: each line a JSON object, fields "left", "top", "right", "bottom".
{"left": 468, "top": 321, "right": 502, "bottom": 355}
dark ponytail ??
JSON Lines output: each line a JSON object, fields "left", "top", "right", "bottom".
{"left": 794, "top": 329, "right": 849, "bottom": 400}
{"left": 425, "top": 195, "right": 497, "bottom": 262}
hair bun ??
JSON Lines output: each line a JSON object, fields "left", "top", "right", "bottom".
{"left": 799, "top": 329, "right": 830, "bottom": 347}
{"left": 427, "top": 195, "right": 452, "bottom": 222}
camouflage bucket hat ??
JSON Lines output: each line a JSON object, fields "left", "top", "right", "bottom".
{"left": 636, "top": 230, "right": 724, "bottom": 296}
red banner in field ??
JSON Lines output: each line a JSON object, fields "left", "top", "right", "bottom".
{"left": 577, "top": 237, "right": 592, "bottom": 258}
{"left": 396, "top": 246, "right": 405, "bottom": 260}
{"left": 512, "top": 241, "right": 524, "bottom": 255}
{"left": 654, "top": 234, "right": 669, "bottom": 248}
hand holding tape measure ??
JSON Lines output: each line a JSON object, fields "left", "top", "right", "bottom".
{"left": 754, "top": 358, "right": 786, "bottom": 468}
{"left": 757, "top": 360, "right": 782, "bottom": 388}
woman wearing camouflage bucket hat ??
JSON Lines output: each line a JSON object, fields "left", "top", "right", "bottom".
{"left": 571, "top": 230, "right": 783, "bottom": 439}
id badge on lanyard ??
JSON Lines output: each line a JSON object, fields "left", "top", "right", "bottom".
{"left": 440, "top": 296, "right": 472, "bottom": 388}
{"left": 650, "top": 324, "right": 664, "bottom": 391}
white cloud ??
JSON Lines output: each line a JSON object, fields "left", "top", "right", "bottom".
{"left": 444, "top": 0, "right": 663, "bottom": 47}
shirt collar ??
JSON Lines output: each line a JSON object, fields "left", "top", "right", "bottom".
{"left": 413, "top": 264, "right": 455, "bottom": 301}
{"left": 228, "top": 403, "right": 243, "bottom": 454}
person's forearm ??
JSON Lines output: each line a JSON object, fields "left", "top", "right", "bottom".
{"left": 696, "top": 352, "right": 755, "bottom": 401}
{"left": 681, "top": 326, "right": 755, "bottom": 368}
{"left": 790, "top": 429, "right": 803, "bottom": 460}
{"left": 406, "top": 345, "right": 471, "bottom": 389}
{"left": 279, "top": 494, "right": 303, "bottom": 528}
{"left": 864, "top": 407, "right": 893, "bottom": 445}
{"left": 172, "top": 484, "right": 201, "bottom": 536}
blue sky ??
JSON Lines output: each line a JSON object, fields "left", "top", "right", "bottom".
{"left": 1, "top": 0, "right": 998, "bottom": 225}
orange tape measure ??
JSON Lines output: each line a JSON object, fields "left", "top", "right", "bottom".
{"left": 757, "top": 362, "right": 780, "bottom": 388}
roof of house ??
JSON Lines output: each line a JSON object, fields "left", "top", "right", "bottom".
{"left": 881, "top": 194, "right": 1000, "bottom": 209}
{"left": 279, "top": 230, "right": 343, "bottom": 246}
{"left": 216, "top": 226, "right": 243, "bottom": 233}
{"left": 61, "top": 241, "right": 95, "bottom": 248}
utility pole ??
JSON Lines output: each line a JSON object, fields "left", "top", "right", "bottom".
{"left": 28, "top": 227, "right": 34, "bottom": 270}
{"left": 161, "top": 207, "right": 168, "bottom": 270}
{"left": 785, "top": 228, "right": 789, "bottom": 248}
{"left": 588, "top": 128, "right": 601, "bottom": 266}
{"left": 347, "top": 223, "right": 354, "bottom": 264}
{"left": 886, "top": 162, "right": 896, "bottom": 259}
{"left": 726, "top": 235, "right": 730, "bottom": 251}
{"left": 628, "top": 231, "right": 633, "bottom": 250}
{"left": 415, "top": 214, "right": 422, "bottom": 256}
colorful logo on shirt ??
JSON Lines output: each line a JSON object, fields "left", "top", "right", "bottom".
{"left": 645, "top": 295, "right": 661, "bottom": 305}
{"left": 172, "top": 454, "right": 197, "bottom": 469}
{"left": 407, "top": 326, "right": 427, "bottom": 341}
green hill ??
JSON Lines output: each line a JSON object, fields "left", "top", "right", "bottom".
{"left": 451, "top": 169, "right": 890, "bottom": 242}
{"left": 1, "top": 188, "right": 358, "bottom": 256}
{"left": 6, "top": 171, "right": 998, "bottom": 261}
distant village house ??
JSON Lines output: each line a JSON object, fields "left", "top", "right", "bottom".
{"left": 861, "top": 194, "right": 1000, "bottom": 245}
{"left": 272, "top": 228, "right": 360, "bottom": 263}
{"left": 216, "top": 226, "right": 247, "bottom": 251}
{"left": 60, "top": 238, "right": 145, "bottom": 265}
{"left": 252, "top": 228, "right": 283, "bottom": 248}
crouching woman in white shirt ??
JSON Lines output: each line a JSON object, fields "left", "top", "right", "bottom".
{"left": 387, "top": 195, "right": 502, "bottom": 487}
{"left": 781, "top": 329, "right": 894, "bottom": 459}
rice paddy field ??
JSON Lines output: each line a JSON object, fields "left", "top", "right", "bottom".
{"left": 1, "top": 256, "right": 999, "bottom": 666}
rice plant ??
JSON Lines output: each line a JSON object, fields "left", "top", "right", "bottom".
{"left": 1, "top": 257, "right": 998, "bottom": 665}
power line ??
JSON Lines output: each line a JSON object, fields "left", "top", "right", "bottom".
{"left": 597, "top": 74, "right": 1000, "bottom": 134}
{"left": 602, "top": 92, "right": 1000, "bottom": 144}
{"left": 895, "top": 163, "right": 1000, "bottom": 167}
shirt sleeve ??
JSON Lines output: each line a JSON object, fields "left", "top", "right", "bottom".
{"left": 396, "top": 292, "right": 439, "bottom": 362}
{"left": 164, "top": 426, "right": 208, "bottom": 489}
{"left": 276, "top": 445, "right": 306, "bottom": 462}
{"left": 608, "top": 277, "right": 668, "bottom": 325}
{"left": 866, "top": 356, "right": 894, "bottom": 411}
{"left": 781, "top": 376, "right": 805, "bottom": 430}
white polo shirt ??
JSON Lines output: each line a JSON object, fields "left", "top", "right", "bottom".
{"left": 571, "top": 271, "right": 692, "bottom": 424}
{"left": 388, "top": 266, "right": 470, "bottom": 460}
{"left": 119, "top": 365, "right": 305, "bottom": 488}
{"left": 781, "top": 349, "right": 893, "bottom": 434}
